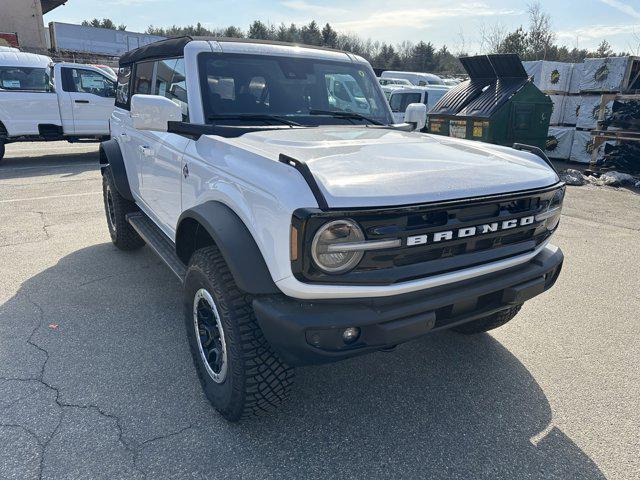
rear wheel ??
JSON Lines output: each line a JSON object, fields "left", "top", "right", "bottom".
{"left": 452, "top": 305, "right": 522, "bottom": 334}
{"left": 0, "top": 140, "right": 5, "bottom": 163}
{"left": 101, "top": 167, "right": 144, "bottom": 250}
{"left": 184, "top": 246, "right": 294, "bottom": 422}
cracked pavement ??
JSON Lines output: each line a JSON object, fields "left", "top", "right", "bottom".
{"left": 0, "top": 142, "right": 638, "bottom": 479}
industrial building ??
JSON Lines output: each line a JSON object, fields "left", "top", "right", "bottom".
{"left": 0, "top": 0, "right": 66, "bottom": 51}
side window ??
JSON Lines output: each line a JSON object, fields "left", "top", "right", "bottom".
{"left": 133, "top": 61, "right": 154, "bottom": 95}
{"left": 115, "top": 66, "right": 131, "bottom": 109}
{"left": 389, "top": 93, "right": 402, "bottom": 112}
{"left": 154, "top": 58, "right": 189, "bottom": 120}
{"left": 334, "top": 81, "right": 350, "bottom": 102}
{"left": 0, "top": 66, "right": 52, "bottom": 92}
{"left": 67, "top": 68, "right": 116, "bottom": 98}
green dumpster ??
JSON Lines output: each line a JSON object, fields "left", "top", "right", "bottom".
{"left": 428, "top": 54, "right": 552, "bottom": 150}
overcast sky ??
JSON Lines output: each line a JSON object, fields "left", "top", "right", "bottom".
{"left": 44, "top": 0, "right": 640, "bottom": 54}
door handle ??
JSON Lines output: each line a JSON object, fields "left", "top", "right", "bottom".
{"left": 74, "top": 100, "right": 90, "bottom": 104}
{"left": 138, "top": 145, "right": 153, "bottom": 157}
{"left": 119, "top": 133, "right": 130, "bottom": 141}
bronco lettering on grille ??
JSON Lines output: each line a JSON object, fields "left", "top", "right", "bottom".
{"left": 406, "top": 215, "right": 535, "bottom": 247}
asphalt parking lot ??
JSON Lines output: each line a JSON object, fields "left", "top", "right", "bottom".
{"left": 0, "top": 141, "right": 638, "bottom": 480}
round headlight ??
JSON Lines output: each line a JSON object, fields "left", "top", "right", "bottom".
{"left": 311, "top": 219, "right": 365, "bottom": 274}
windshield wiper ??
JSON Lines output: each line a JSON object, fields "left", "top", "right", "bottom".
{"left": 308, "top": 109, "right": 383, "bottom": 125}
{"left": 207, "top": 114, "right": 302, "bottom": 127}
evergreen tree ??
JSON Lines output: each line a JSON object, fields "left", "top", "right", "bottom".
{"left": 321, "top": 23, "right": 338, "bottom": 48}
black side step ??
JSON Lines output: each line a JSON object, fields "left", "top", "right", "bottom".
{"left": 126, "top": 212, "right": 186, "bottom": 283}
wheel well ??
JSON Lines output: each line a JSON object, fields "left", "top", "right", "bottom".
{"left": 0, "top": 121, "right": 7, "bottom": 138}
{"left": 176, "top": 218, "right": 216, "bottom": 265}
{"left": 98, "top": 143, "right": 109, "bottom": 170}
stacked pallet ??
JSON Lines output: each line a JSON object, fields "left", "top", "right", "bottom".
{"left": 523, "top": 56, "right": 640, "bottom": 171}
{"left": 590, "top": 94, "right": 640, "bottom": 174}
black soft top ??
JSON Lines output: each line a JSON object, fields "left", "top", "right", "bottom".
{"left": 119, "top": 36, "right": 352, "bottom": 66}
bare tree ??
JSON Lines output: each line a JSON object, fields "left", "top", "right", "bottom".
{"left": 527, "top": 1, "right": 555, "bottom": 60}
{"left": 479, "top": 22, "right": 507, "bottom": 54}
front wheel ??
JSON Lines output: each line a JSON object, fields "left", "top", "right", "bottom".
{"left": 184, "top": 246, "right": 294, "bottom": 422}
{"left": 0, "top": 140, "right": 5, "bottom": 163}
{"left": 452, "top": 305, "right": 522, "bottom": 334}
{"left": 101, "top": 167, "right": 144, "bottom": 250}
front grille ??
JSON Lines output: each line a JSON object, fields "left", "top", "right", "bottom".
{"left": 292, "top": 185, "right": 563, "bottom": 285}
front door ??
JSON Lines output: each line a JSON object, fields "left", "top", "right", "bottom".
{"left": 132, "top": 58, "right": 190, "bottom": 238}
{"left": 60, "top": 66, "right": 115, "bottom": 135}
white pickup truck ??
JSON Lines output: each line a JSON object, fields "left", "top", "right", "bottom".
{"left": 0, "top": 48, "right": 116, "bottom": 162}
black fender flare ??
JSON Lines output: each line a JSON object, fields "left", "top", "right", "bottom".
{"left": 99, "top": 139, "right": 134, "bottom": 201}
{"left": 177, "top": 202, "right": 279, "bottom": 295}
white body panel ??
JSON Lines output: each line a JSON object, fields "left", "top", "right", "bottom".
{"left": 112, "top": 40, "right": 561, "bottom": 300}
{"left": 0, "top": 52, "right": 114, "bottom": 138}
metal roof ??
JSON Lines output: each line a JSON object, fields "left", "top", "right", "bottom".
{"left": 41, "top": 0, "right": 67, "bottom": 14}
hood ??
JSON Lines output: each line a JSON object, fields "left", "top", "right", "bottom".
{"left": 214, "top": 126, "right": 559, "bottom": 209}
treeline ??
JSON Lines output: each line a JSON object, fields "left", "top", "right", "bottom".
{"left": 146, "top": 21, "right": 463, "bottom": 74}
{"left": 83, "top": 2, "right": 631, "bottom": 75}
{"left": 480, "top": 3, "right": 628, "bottom": 63}
{"left": 81, "top": 18, "right": 127, "bottom": 31}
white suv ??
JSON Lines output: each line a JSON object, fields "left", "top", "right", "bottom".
{"left": 101, "top": 37, "right": 565, "bottom": 421}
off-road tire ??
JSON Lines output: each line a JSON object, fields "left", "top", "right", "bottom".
{"left": 452, "top": 305, "right": 522, "bottom": 334}
{"left": 184, "top": 246, "right": 294, "bottom": 422}
{"left": 101, "top": 167, "right": 144, "bottom": 250}
{"left": 0, "top": 140, "right": 5, "bottom": 163}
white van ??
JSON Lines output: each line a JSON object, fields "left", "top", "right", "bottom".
{"left": 0, "top": 50, "right": 116, "bottom": 162}
{"left": 381, "top": 70, "right": 445, "bottom": 86}
{"left": 388, "top": 86, "right": 449, "bottom": 124}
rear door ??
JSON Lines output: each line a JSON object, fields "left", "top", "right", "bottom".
{"left": 60, "top": 65, "right": 116, "bottom": 135}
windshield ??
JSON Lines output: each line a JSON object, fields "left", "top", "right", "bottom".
{"left": 198, "top": 53, "right": 392, "bottom": 125}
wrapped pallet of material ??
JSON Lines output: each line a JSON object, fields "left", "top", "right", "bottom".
{"left": 576, "top": 95, "right": 614, "bottom": 130}
{"left": 563, "top": 95, "right": 581, "bottom": 125}
{"left": 580, "top": 57, "right": 630, "bottom": 93}
{"left": 523, "top": 60, "right": 541, "bottom": 83}
{"left": 545, "top": 126, "right": 575, "bottom": 160}
{"left": 570, "top": 129, "right": 610, "bottom": 163}
{"left": 523, "top": 60, "right": 572, "bottom": 93}
{"left": 549, "top": 94, "right": 566, "bottom": 125}
{"left": 569, "top": 63, "right": 583, "bottom": 94}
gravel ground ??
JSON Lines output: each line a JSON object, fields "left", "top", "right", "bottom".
{"left": 0, "top": 142, "right": 638, "bottom": 480}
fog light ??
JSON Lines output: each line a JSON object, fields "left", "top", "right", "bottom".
{"left": 342, "top": 327, "right": 360, "bottom": 344}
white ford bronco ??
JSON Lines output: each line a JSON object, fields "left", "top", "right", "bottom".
{"left": 0, "top": 47, "right": 116, "bottom": 163}
{"left": 100, "top": 37, "right": 564, "bottom": 421}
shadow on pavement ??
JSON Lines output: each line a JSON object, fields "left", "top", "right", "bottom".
{"left": 0, "top": 148, "right": 99, "bottom": 179}
{"left": 0, "top": 243, "right": 606, "bottom": 479}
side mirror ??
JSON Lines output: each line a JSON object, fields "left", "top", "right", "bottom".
{"left": 404, "top": 103, "right": 427, "bottom": 131}
{"left": 131, "top": 94, "right": 182, "bottom": 132}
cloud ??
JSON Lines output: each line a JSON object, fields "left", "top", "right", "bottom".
{"left": 556, "top": 23, "right": 639, "bottom": 40}
{"left": 281, "top": 1, "right": 348, "bottom": 16}
{"left": 330, "top": 3, "right": 522, "bottom": 32}
{"left": 599, "top": 0, "right": 640, "bottom": 19}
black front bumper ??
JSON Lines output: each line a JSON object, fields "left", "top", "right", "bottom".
{"left": 253, "top": 246, "right": 563, "bottom": 366}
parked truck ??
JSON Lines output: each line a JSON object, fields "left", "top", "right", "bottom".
{"left": 0, "top": 49, "right": 116, "bottom": 162}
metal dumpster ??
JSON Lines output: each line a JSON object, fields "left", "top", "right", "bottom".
{"left": 428, "top": 54, "right": 552, "bottom": 150}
